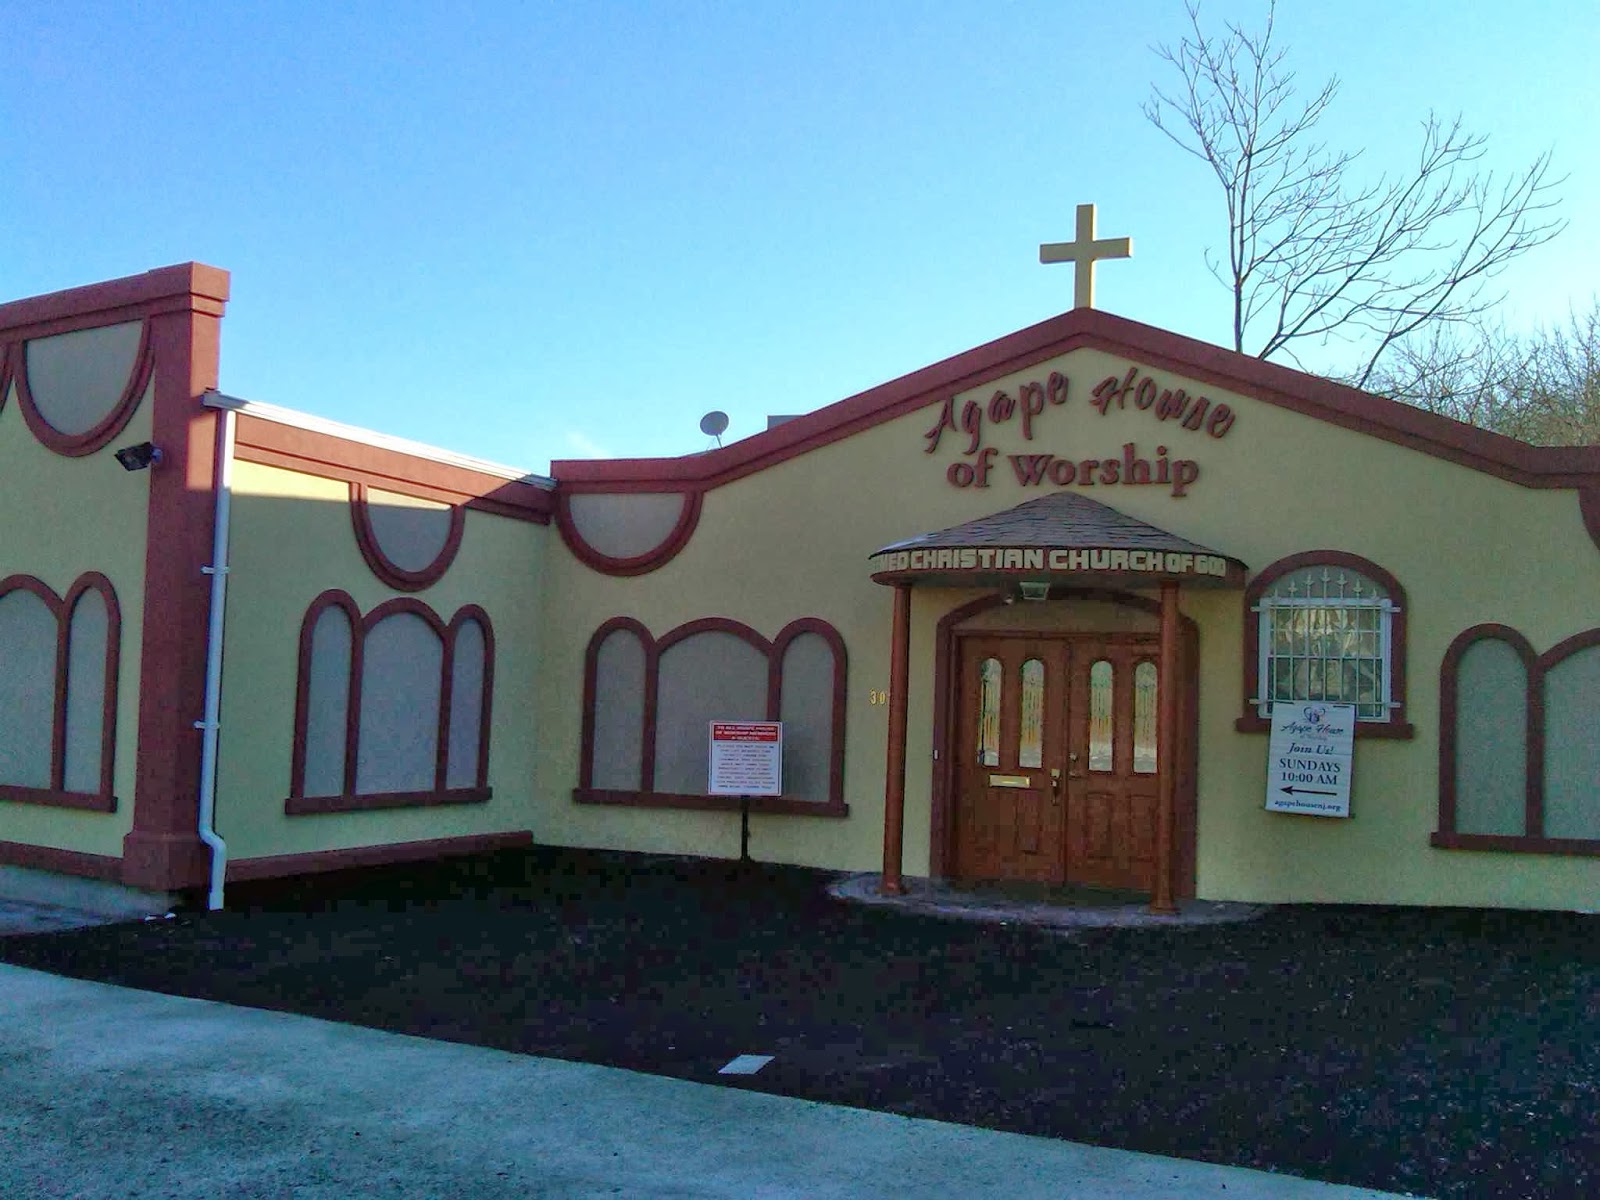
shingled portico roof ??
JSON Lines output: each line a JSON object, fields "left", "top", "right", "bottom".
{"left": 869, "top": 491, "right": 1247, "bottom": 589}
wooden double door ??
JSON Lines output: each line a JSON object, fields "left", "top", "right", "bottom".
{"left": 953, "top": 634, "right": 1165, "bottom": 891}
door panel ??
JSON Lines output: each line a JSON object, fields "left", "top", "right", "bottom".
{"left": 954, "top": 638, "right": 1067, "bottom": 882}
{"left": 954, "top": 633, "right": 1164, "bottom": 893}
{"left": 1065, "top": 641, "right": 1160, "bottom": 891}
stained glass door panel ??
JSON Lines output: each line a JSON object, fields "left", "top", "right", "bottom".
{"left": 954, "top": 636, "right": 1068, "bottom": 883}
{"left": 1063, "top": 639, "right": 1162, "bottom": 893}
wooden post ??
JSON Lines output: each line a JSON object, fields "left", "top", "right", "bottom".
{"left": 1150, "top": 580, "right": 1180, "bottom": 915}
{"left": 880, "top": 584, "right": 912, "bottom": 895}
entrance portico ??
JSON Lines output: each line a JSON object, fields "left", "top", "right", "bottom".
{"left": 871, "top": 491, "right": 1246, "bottom": 913}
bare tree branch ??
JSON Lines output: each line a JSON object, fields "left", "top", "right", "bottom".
{"left": 1144, "top": 1, "right": 1566, "bottom": 385}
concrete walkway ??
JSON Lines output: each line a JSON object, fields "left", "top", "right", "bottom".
{"left": 0, "top": 962, "right": 1419, "bottom": 1199}
{"left": 0, "top": 896, "right": 127, "bottom": 936}
{"left": 830, "top": 872, "right": 1265, "bottom": 929}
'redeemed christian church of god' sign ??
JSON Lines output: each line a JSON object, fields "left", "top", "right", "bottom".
{"left": 3, "top": 210, "right": 1598, "bottom": 913}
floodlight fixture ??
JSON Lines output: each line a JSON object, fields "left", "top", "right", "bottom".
{"left": 1018, "top": 581, "right": 1051, "bottom": 603}
{"left": 114, "top": 442, "right": 164, "bottom": 472}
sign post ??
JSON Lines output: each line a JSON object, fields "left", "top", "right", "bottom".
{"left": 708, "top": 722, "right": 783, "bottom": 862}
{"left": 1265, "top": 703, "right": 1355, "bottom": 818}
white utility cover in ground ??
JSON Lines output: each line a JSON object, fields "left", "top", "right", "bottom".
{"left": 1265, "top": 702, "right": 1355, "bottom": 817}
{"left": 717, "top": 1054, "right": 774, "bottom": 1075}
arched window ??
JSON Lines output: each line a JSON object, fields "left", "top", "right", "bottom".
{"left": 1238, "top": 552, "right": 1412, "bottom": 738}
{"left": 1132, "top": 661, "right": 1159, "bottom": 775}
{"left": 579, "top": 616, "right": 848, "bottom": 815}
{"left": 975, "top": 657, "right": 1001, "bottom": 768}
{"left": 1436, "top": 625, "right": 1600, "bottom": 854}
{"left": 288, "top": 592, "right": 494, "bottom": 814}
{"left": 0, "top": 573, "right": 120, "bottom": 811}
{"left": 1017, "top": 658, "right": 1045, "bottom": 769}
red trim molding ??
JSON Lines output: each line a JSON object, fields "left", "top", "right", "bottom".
{"left": 234, "top": 414, "right": 553, "bottom": 524}
{"left": 0, "top": 263, "right": 229, "bottom": 340}
{"left": 1429, "top": 832, "right": 1600, "bottom": 858}
{"left": 348, "top": 482, "right": 466, "bottom": 591}
{"left": 287, "top": 591, "right": 496, "bottom": 814}
{"left": 1235, "top": 550, "right": 1414, "bottom": 739}
{"left": 555, "top": 487, "right": 704, "bottom": 576}
{"left": 550, "top": 307, "right": 1600, "bottom": 494}
{"left": 285, "top": 787, "right": 491, "bottom": 816}
{"left": 573, "top": 789, "right": 849, "bottom": 817}
{"left": 0, "top": 838, "right": 123, "bottom": 881}
{"left": 576, "top": 614, "right": 849, "bottom": 815}
{"left": 1435, "top": 623, "right": 1600, "bottom": 856}
{"left": 1581, "top": 487, "right": 1600, "bottom": 556}
{"left": 8, "top": 320, "right": 154, "bottom": 457}
{"left": 927, "top": 589, "right": 1199, "bottom": 894}
{"left": 225, "top": 830, "right": 534, "bottom": 882}
{"left": 0, "top": 572, "right": 121, "bottom": 813}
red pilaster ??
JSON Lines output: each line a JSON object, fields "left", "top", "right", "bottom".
{"left": 880, "top": 584, "right": 912, "bottom": 895}
{"left": 120, "top": 267, "right": 231, "bottom": 891}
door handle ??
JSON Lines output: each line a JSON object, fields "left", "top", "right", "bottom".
{"left": 1049, "top": 768, "right": 1062, "bottom": 797}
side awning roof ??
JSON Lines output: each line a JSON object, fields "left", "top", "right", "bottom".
{"left": 870, "top": 491, "right": 1247, "bottom": 589}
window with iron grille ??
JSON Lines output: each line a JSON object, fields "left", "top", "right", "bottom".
{"left": 1239, "top": 552, "right": 1412, "bottom": 737}
{"left": 1255, "top": 565, "right": 1394, "bottom": 719}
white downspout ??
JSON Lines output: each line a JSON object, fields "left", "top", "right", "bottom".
{"left": 195, "top": 405, "right": 235, "bottom": 910}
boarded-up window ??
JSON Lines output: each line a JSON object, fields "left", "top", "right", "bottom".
{"left": 580, "top": 617, "right": 847, "bottom": 809}
{"left": 1439, "top": 625, "right": 1600, "bottom": 852}
{"left": 0, "top": 588, "right": 57, "bottom": 789}
{"left": 590, "top": 624, "right": 647, "bottom": 791}
{"left": 780, "top": 632, "right": 836, "bottom": 802}
{"left": 62, "top": 587, "right": 110, "bottom": 794}
{"left": 290, "top": 594, "right": 493, "bottom": 809}
{"left": 655, "top": 631, "right": 766, "bottom": 795}
{"left": 1543, "top": 645, "right": 1600, "bottom": 841}
{"left": 0, "top": 574, "right": 119, "bottom": 807}
{"left": 356, "top": 612, "right": 444, "bottom": 794}
{"left": 445, "top": 617, "right": 488, "bottom": 789}
{"left": 301, "top": 603, "right": 354, "bottom": 797}
{"left": 1452, "top": 638, "right": 1528, "bottom": 837}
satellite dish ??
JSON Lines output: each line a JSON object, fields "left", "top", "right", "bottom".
{"left": 699, "top": 411, "right": 729, "bottom": 437}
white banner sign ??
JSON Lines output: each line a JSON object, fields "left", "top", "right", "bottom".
{"left": 708, "top": 721, "right": 783, "bottom": 797}
{"left": 1265, "top": 702, "right": 1355, "bottom": 818}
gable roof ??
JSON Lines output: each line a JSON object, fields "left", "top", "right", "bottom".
{"left": 550, "top": 306, "right": 1600, "bottom": 493}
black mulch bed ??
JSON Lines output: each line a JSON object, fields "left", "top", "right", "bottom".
{"left": 4, "top": 846, "right": 1597, "bottom": 1199}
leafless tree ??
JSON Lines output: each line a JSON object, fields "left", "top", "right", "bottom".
{"left": 1495, "top": 303, "right": 1600, "bottom": 445}
{"left": 1364, "top": 317, "right": 1530, "bottom": 426}
{"left": 1365, "top": 300, "right": 1600, "bottom": 445}
{"left": 1144, "top": 1, "right": 1565, "bottom": 389}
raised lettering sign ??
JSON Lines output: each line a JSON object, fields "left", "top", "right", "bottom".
{"left": 923, "top": 364, "right": 1230, "bottom": 495}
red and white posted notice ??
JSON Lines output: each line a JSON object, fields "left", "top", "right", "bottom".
{"left": 707, "top": 722, "right": 783, "bottom": 796}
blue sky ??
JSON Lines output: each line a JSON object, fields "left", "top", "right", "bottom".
{"left": 4, "top": 1, "right": 1596, "bottom": 473}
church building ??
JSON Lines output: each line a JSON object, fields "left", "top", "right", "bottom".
{"left": 3, "top": 237, "right": 1597, "bottom": 912}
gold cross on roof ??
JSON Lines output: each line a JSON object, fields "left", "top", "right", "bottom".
{"left": 1039, "top": 203, "right": 1132, "bottom": 309}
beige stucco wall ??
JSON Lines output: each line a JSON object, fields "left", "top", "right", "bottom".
{"left": 537, "top": 345, "right": 1600, "bottom": 909}
{"left": 214, "top": 460, "right": 547, "bottom": 863}
{"left": 0, "top": 379, "right": 150, "bottom": 859}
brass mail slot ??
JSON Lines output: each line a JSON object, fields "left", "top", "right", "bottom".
{"left": 988, "top": 773, "right": 1031, "bottom": 788}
